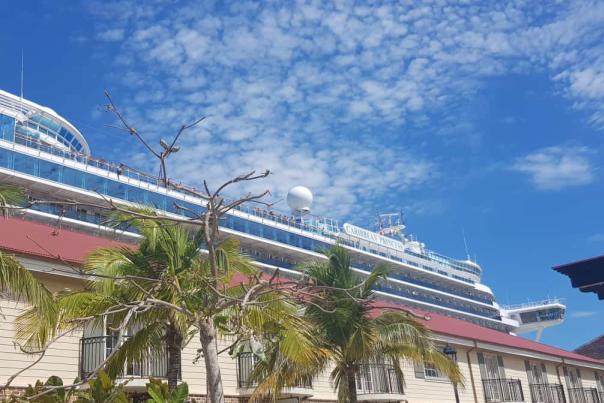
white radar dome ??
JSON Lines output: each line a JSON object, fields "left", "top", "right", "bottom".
{"left": 286, "top": 186, "right": 313, "bottom": 214}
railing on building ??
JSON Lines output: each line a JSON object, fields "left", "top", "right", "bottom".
{"left": 567, "top": 388, "right": 600, "bottom": 403}
{"left": 482, "top": 378, "right": 524, "bottom": 402}
{"left": 79, "top": 336, "right": 176, "bottom": 380}
{"left": 237, "top": 353, "right": 312, "bottom": 389}
{"left": 529, "top": 383, "right": 566, "bottom": 403}
{"left": 355, "top": 363, "right": 404, "bottom": 396}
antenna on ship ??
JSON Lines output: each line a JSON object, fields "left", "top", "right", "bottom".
{"left": 462, "top": 227, "right": 471, "bottom": 260}
{"left": 20, "top": 49, "right": 24, "bottom": 103}
{"left": 286, "top": 186, "right": 313, "bottom": 220}
{"left": 377, "top": 211, "right": 405, "bottom": 238}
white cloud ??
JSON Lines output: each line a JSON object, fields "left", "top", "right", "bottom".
{"left": 587, "top": 233, "right": 604, "bottom": 243}
{"left": 570, "top": 311, "right": 597, "bottom": 319}
{"left": 512, "top": 146, "right": 595, "bottom": 190}
{"left": 97, "top": 28, "right": 125, "bottom": 41}
{"left": 87, "top": 0, "right": 604, "bottom": 217}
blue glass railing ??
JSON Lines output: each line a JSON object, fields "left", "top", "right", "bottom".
{"left": 387, "top": 271, "right": 492, "bottom": 304}
{"left": 375, "top": 285, "right": 501, "bottom": 320}
{"left": 27, "top": 201, "right": 496, "bottom": 315}
{"left": 0, "top": 139, "right": 489, "bottom": 296}
{"left": 5, "top": 135, "right": 484, "bottom": 283}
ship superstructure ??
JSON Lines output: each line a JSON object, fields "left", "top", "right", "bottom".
{"left": 0, "top": 89, "right": 565, "bottom": 336}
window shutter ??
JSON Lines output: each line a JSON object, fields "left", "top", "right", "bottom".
{"left": 524, "top": 360, "right": 534, "bottom": 384}
{"left": 576, "top": 368, "right": 582, "bottom": 387}
{"left": 595, "top": 372, "right": 602, "bottom": 393}
{"left": 563, "top": 367, "right": 572, "bottom": 390}
{"left": 497, "top": 355, "right": 506, "bottom": 379}
{"left": 540, "top": 363, "right": 547, "bottom": 383}
{"left": 477, "top": 352, "right": 487, "bottom": 379}
{"left": 414, "top": 362, "right": 425, "bottom": 379}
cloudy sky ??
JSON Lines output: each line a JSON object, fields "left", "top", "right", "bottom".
{"left": 1, "top": 0, "right": 603, "bottom": 349}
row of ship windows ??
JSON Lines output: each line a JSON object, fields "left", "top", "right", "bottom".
{"left": 518, "top": 308, "right": 565, "bottom": 322}
{"left": 376, "top": 285, "right": 499, "bottom": 319}
{"left": 0, "top": 145, "right": 493, "bottom": 306}
{"left": 0, "top": 125, "right": 484, "bottom": 284}
{"left": 30, "top": 199, "right": 494, "bottom": 317}
{"left": 0, "top": 114, "right": 84, "bottom": 152}
{"left": 426, "top": 251, "right": 481, "bottom": 276}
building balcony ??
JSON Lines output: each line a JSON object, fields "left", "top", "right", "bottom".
{"left": 79, "top": 336, "right": 178, "bottom": 388}
{"left": 236, "top": 353, "right": 313, "bottom": 398}
{"left": 482, "top": 378, "right": 525, "bottom": 402}
{"left": 567, "top": 387, "right": 600, "bottom": 403}
{"left": 355, "top": 363, "right": 405, "bottom": 402}
{"left": 529, "top": 383, "right": 566, "bottom": 403}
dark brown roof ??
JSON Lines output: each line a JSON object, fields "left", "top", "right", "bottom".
{"left": 575, "top": 334, "right": 604, "bottom": 360}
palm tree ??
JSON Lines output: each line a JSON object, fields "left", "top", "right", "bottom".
{"left": 15, "top": 219, "right": 196, "bottom": 391}
{"left": 265, "top": 246, "right": 463, "bottom": 403}
{"left": 82, "top": 220, "right": 201, "bottom": 390}
{"left": 0, "top": 186, "right": 55, "bottom": 347}
{"left": 14, "top": 214, "right": 318, "bottom": 400}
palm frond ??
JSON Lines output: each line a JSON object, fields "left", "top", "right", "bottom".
{"left": 0, "top": 251, "right": 54, "bottom": 316}
{"left": 103, "top": 322, "right": 165, "bottom": 379}
{"left": 0, "top": 185, "right": 25, "bottom": 216}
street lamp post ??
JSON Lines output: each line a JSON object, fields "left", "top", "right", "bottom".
{"left": 443, "top": 344, "right": 461, "bottom": 403}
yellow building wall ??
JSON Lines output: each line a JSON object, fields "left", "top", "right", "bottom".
{"left": 1, "top": 257, "right": 603, "bottom": 403}
{"left": 0, "top": 299, "right": 82, "bottom": 387}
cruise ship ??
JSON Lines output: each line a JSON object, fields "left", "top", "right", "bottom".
{"left": 0, "top": 88, "right": 564, "bottom": 338}
{"left": 7, "top": 88, "right": 604, "bottom": 403}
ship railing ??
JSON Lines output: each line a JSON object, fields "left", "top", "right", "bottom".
{"left": 502, "top": 299, "right": 564, "bottom": 311}
{"left": 5, "top": 132, "right": 485, "bottom": 282}
{"left": 375, "top": 285, "right": 501, "bottom": 319}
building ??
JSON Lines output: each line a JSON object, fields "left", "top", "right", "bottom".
{"left": 554, "top": 256, "right": 604, "bottom": 300}
{"left": 575, "top": 336, "right": 604, "bottom": 361}
{"left": 1, "top": 217, "right": 604, "bottom": 403}
{"left": 1, "top": 89, "right": 602, "bottom": 402}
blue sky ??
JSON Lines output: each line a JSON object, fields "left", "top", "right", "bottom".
{"left": 1, "top": 0, "right": 603, "bottom": 350}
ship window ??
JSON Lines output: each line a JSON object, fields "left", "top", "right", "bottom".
{"left": 233, "top": 217, "right": 246, "bottom": 232}
{"left": 248, "top": 222, "right": 263, "bottom": 237}
{"left": 276, "top": 228, "right": 289, "bottom": 244}
{"left": 146, "top": 191, "right": 166, "bottom": 211}
{"left": 0, "top": 148, "right": 11, "bottom": 168}
{"left": 13, "top": 152, "right": 36, "bottom": 175}
{"left": 107, "top": 180, "right": 127, "bottom": 199}
{"left": 62, "top": 166, "right": 83, "bottom": 187}
{"left": 84, "top": 173, "right": 106, "bottom": 193}
{"left": 127, "top": 186, "right": 147, "bottom": 205}
{"left": 264, "top": 226, "right": 277, "bottom": 241}
{"left": 0, "top": 114, "right": 15, "bottom": 141}
{"left": 38, "top": 159, "right": 61, "bottom": 182}
{"left": 301, "top": 236, "right": 313, "bottom": 250}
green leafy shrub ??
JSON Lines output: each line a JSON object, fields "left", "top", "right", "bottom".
{"left": 145, "top": 379, "right": 188, "bottom": 403}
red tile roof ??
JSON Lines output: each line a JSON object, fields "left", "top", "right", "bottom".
{"left": 372, "top": 301, "right": 604, "bottom": 366}
{"left": 0, "top": 217, "right": 133, "bottom": 264}
{"left": 0, "top": 217, "right": 601, "bottom": 367}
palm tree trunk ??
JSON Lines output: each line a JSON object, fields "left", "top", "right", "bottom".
{"left": 199, "top": 320, "right": 225, "bottom": 403}
{"left": 346, "top": 367, "right": 358, "bottom": 403}
{"left": 166, "top": 323, "right": 182, "bottom": 392}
